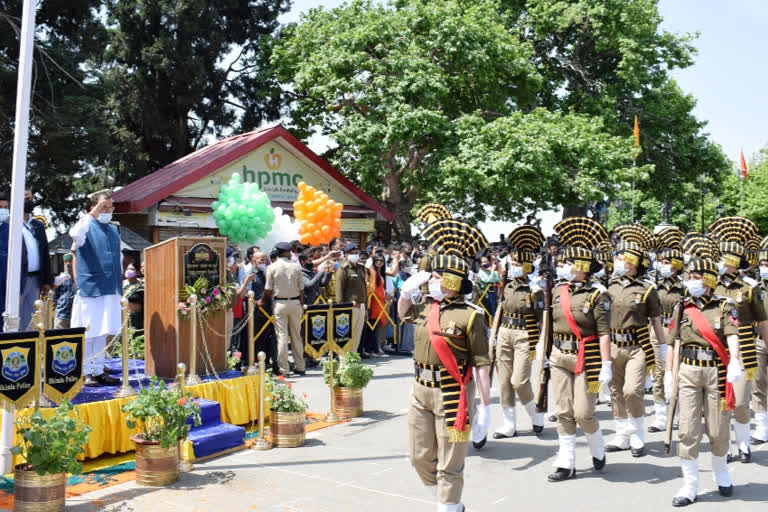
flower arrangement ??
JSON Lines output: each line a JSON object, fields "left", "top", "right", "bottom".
{"left": 178, "top": 276, "right": 233, "bottom": 319}
{"left": 266, "top": 373, "right": 308, "bottom": 413}
{"left": 226, "top": 350, "right": 242, "bottom": 370}
{"left": 122, "top": 377, "right": 202, "bottom": 448}
{"left": 323, "top": 351, "right": 374, "bottom": 389}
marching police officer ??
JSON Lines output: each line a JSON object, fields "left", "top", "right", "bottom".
{"left": 753, "top": 236, "right": 768, "bottom": 444}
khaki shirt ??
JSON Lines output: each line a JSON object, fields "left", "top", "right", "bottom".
{"left": 264, "top": 258, "right": 302, "bottom": 298}
{"left": 501, "top": 279, "right": 544, "bottom": 323}
{"left": 335, "top": 260, "right": 368, "bottom": 304}
{"left": 607, "top": 276, "right": 661, "bottom": 330}
{"left": 552, "top": 281, "right": 610, "bottom": 338}
{"left": 760, "top": 279, "right": 768, "bottom": 326}
{"left": 405, "top": 297, "right": 490, "bottom": 368}
{"left": 715, "top": 273, "right": 767, "bottom": 326}
{"left": 673, "top": 296, "right": 739, "bottom": 349}
{"left": 657, "top": 276, "right": 684, "bottom": 318}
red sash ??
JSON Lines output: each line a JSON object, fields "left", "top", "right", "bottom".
{"left": 428, "top": 301, "right": 473, "bottom": 432}
{"left": 559, "top": 284, "right": 598, "bottom": 375}
{"left": 683, "top": 304, "right": 735, "bottom": 410}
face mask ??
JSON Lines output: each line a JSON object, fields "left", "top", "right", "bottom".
{"left": 684, "top": 279, "right": 707, "bottom": 298}
{"left": 482, "top": 263, "right": 491, "bottom": 269}
{"left": 658, "top": 264, "right": 673, "bottom": 278}
{"left": 683, "top": 253, "right": 691, "bottom": 265}
{"left": 761, "top": 266, "right": 768, "bottom": 281}
{"left": 0, "top": 208, "right": 8, "bottom": 223}
{"left": 348, "top": 254, "right": 360, "bottom": 263}
{"left": 508, "top": 266, "right": 523, "bottom": 279}
{"left": 125, "top": 270, "right": 136, "bottom": 279}
{"left": 23, "top": 200, "right": 34, "bottom": 214}
{"left": 428, "top": 279, "right": 445, "bottom": 302}
{"left": 717, "top": 260, "right": 727, "bottom": 275}
{"left": 613, "top": 260, "right": 626, "bottom": 277}
{"left": 257, "top": 263, "right": 267, "bottom": 272}
{"left": 557, "top": 264, "right": 574, "bottom": 282}
{"left": 227, "top": 256, "right": 235, "bottom": 266}
{"left": 594, "top": 268, "right": 605, "bottom": 279}
{"left": 97, "top": 213, "right": 112, "bottom": 224}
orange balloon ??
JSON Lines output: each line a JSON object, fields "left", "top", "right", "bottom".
{"left": 293, "top": 200, "right": 305, "bottom": 211}
{"left": 298, "top": 182, "right": 307, "bottom": 191}
{"left": 321, "top": 225, "right": 330, "bottom": 235}
{"left": 333, "top": 218, "right": 342, "bottom": 228}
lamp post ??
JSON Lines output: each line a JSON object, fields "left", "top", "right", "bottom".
{"left": 684, "top": 208, "right": 692, "bottom": 231}
{"left": 662, "top": 202, "right": 672, "bottom": 223}
{"left": 716, "top": 202, "right": 724, "bottom": 218}
{"left": 698, "top": 174, "right": 707, "bottom": 232}
{"left": 615, "top": 199, "right": 624, "bottom": 224}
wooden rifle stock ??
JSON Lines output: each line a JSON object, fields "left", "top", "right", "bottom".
{"left": 535, "top": 274, "right": 554, "bottom": 413}
{"left": 664, "top": 298, "right": 685, "bottom": 455}
{"left": 488, "top": 303, "right": 502, "bottom": 386}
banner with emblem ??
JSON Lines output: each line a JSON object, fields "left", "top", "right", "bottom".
{"left": 43, "top": 328, "right": 85, "bottom": 403}
{"left": 0, "top": 331, "right": 39, "bottom": 409}
{"left": 302, "top": 302, "right": 355, "bottom": 356}
{"left": 329, "top": 303, "right": 355, "bottom": 354}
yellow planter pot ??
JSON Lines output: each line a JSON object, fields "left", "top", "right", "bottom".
{"left": 13, "top": 467, "right": 66, "bottom": 512}
{"left": 268, "top": 410, "right": 306, "bottom": 447}
{"left": 333, "top": 386, "right": 363, "bottom": 419}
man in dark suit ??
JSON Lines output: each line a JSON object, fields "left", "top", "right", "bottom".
{"left": 19, "top": 189, "right": 53, "bottom": 330}
{"left": 250, "top": 250, "right": 278, "bottom": 373}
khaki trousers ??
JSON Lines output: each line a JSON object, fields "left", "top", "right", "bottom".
{"left": 732, "top": 366, "right": 752, "bottom": 424}
{"left": 551, "top": 346, "right": 599, "bottom": 435}
{"left": 495, "top": 327, "right": 533, "bottom": 407}
{"left": 349, "top": 305, "right": 366, "bottom": 352}
{"left": 678, "top": 363, "right": 730, "bottom": 459}
{"left": 752, "top": 337, "right": 768, "bottom": 412}
{"left": 408, "top": 380, "right": 476, "bottom": 505}
{"left": 649, "top": 325, "right": 665, "bottom": 403}
{"left": 608, "top": 343, "right": 646, "bottom": 418}
{"left": 274, "top": 300, "right": 304, "bottom": 374}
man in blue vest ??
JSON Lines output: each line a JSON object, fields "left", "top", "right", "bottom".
{"left": 70, "top": 190, "right": 122, "bottom": 386}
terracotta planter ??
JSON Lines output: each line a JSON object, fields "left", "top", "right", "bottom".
{"left": 333, "top": 386, "right": 363, "bottom": 419}
{"left": 132, "top": 435, "right": 179, "bottom": 486}
{"left": 268, "top": 410, "right": 306, "bottom": 447}
{"left": 13, "top": 466, "right": 66, "bottom": 512}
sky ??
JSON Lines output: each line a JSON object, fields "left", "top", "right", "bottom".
{"left": 279, "top": 0, "right": 768, "bottom": 239}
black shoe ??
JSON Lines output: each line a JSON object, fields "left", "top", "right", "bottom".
{"left": 648, "top": 425, "right": 664, "bottom": 433}
{"left": 492, "top": 431, "right": 517, "bottom": 439}
{"left": 293, "top": 370, "right": 306, "bottom": 376}
{"left": 592, "top": 456, "right": 606, "bottom": 471}
{"left": 96, "top": 373, "right": 121, "bottom": 385}
{"left": 532, "top": 424, "right": 544, "bottom": 435}
{"left": 605, "top": 444, "right": 629, "bottom": 453}
{"left": 718, "top": 485, "right": 733, "bottom": 497}
{"left": 672, "top": 497, "right": 695, "bottom": 507}
{"left": 548, "top": 414, "right": 558, "bottom": 422}
{"left": 547, "top": 467, "right": 575, "bottom": 482}
{"left": 84, "top": 374, "right": 98, "bottom": 387}
{"left": 728, "top": 448, "right": 751, "bottom": 463}
{"left": 631, "top": 446, "right": 646, "bottom": 458}
{"left": 472, "top": 436, "right": 486, "bottom": 449}
{"left": 750, "top": 436, "right": 767, "bottom": 446}
{"left": 644, "top": 387, "right": 652, "bottom": 395}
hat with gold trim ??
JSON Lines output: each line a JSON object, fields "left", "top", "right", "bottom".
{"left": 554, "top": 217, "right": 608, "bottom": 273}
{"left": 614, "top": 224, "right": 653, "bottom": 268}
{"left": 506, "top": 224, "right": 545, "bottom": 274}
{"left": 746, "top": 238, "right": 760, "bottom": 267}
{"left": 593, "top": 239, "right": 614, "bottom": 272}
{"left": 706, "top": 216, "right": 758, "bottom": 269}
{"left": 684, "top": 236, "right": 720, "bottom": 289}
{"left": 759, "top": 235, "right": 768, "bottom": 263}
{"left": 421, "top": 219, "right": 488, "bottom": 293}
{"left": 655, "top": 226, "right": 685, "bottom": 270}
{"left": 415, "top": 202, "right": 451, "bottom": 225}
{"left": 689, "top": 257, "right": 719, "bottom": 289}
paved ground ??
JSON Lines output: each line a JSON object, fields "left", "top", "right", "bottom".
{"left": 68, "top": 354, "right": 768, "bottom": 512}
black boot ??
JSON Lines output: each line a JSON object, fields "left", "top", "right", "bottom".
{"left": 671, "top": 497, "right": 695, "bottom": 507}
{"left": 547, "top": 467, "right": 576, "bottom": 482}
{"left": 718, "top": 485, "right": 733, "bottom": 497}
{"left": 592, "top": 456, "right": 606, "bottom": 471}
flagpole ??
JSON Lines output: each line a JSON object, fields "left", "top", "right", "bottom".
{"left": 740, "top": 175, "right": 744, "bottom": 214}
{"left": 1, "top": 0, "right": 37, "bottom": 475}
{"left": 631, "top": 160, "right": 635, "bottom": 222}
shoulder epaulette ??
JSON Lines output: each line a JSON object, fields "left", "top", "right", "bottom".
{"left": 743, "top": 276, "right": 758, "bottom": 288}
{"left": 641, "top": 284, "right": 655, "bottom": 303}
{"left": 591, "top": 282, "right": 607, "bottom": 293}
{"left": 589, "top": 289, "right": 602, "bottom": 307}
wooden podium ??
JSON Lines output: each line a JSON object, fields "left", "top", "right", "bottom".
{"left": 144, "top": 237, "right": 228, "bottom": 378}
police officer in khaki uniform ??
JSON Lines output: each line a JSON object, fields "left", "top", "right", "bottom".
{"left": 335, "top": 243, "right": 368, "bottom": 352}
{"left": 648, "top": 227, "right": 685, "bottom": 433}
{"left": 605, "top": 225, "right": 667, "bottom": 457}
{"left": 492, "top": 225, "right": 546, "bottom": 438}
{"left": 707, "top": 216, "right": 768, "bottom": 462}
{"left": 264, "top": 242, "right": 305, "bottom": 376}
{"left": 753, "top": 238, "right": 768, "bottom": 444}
{"left": 547, "top": 217, "right": 613, "bottom": 482}
{"left": 666, "top": 253, "right": 742, "bottom": 507}
{"left": 398, "top": 219, "right": 490, "bottom": 512}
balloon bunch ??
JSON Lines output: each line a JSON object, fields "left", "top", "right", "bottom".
{"left": 260, "top": 207, "right": 301, "bottom": 253}
{"left": 212, "top": 174, "right": 275, "bottom": 244}
{"left": 293, "top": 182, "right": 343, "bottom": 245}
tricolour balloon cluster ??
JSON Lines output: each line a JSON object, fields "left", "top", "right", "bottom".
{"left": 260, "top": 207, "right": 301, "bottom": 254}
{"left": 293, "top": 182, "right": 343, "bottom": 245}
{"left": 212, "top": 174, "right": 275, "bottom": 244}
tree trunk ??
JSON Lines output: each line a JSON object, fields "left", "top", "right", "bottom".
{"left": 382, "top": 167, "right": 415, "bottom": 242}
{"left": 562, "top": 205, "right": 587, "bottom": 219}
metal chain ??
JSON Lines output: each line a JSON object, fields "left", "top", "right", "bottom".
{"left": 195, "top": 313, "right": 238, "bottom": 390}
{"left": 200, "top": 312, "right": 248, "bottom": 339}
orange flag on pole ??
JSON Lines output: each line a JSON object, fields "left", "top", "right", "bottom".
{"left": 633, "top": 116, "right": 640, "bottom": 147}
{"left": 740, "top": 148, "right": 748, "bottom": 179}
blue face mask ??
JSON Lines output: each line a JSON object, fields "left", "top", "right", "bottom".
{"left": 0, "top": 208, "right": 8, "bottom": 223}
{"left": 508, "top": 265, "right": 523, "bottom": 279}
{"left": 658, "top": 264, "right": 673, "bottom": 278}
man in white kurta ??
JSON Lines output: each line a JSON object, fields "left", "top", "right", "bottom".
{"left": 69, "top": 191, "right": 122, "bottom": 386}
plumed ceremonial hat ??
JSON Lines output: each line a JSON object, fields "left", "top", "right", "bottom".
{"left": 593, "top": 239, "right": 614, "bottom": 271}
{"left": 415, "top": 202, "right": 451, "bottom": 225}
{"left": 506, "top": 224, "right": 545, "bottom": 273}
{"left": 614, "top": 224, "right": 653, "bottom": 267}
{"left": 745, "top": 238, "right": 760, "bottom": 267}
{"left": 655, "top": 226, "right": 685, "bottom": 270}
{"left": 707, "top": 216, "right": 759, "bottom": 269}
{"left": 422, "top": 219, "right": 488, "bottom": 293}
{"left": 681, "top": 232, "right": 720, "bottom": 262}
{"left": 689, "top": 257, "right": 719, "bottom": 289}
{"left": 759, "top": 235, "right": 768, "bottom": 263}
{"left": 554, "top": 216, "right": 608, "bottom": 273}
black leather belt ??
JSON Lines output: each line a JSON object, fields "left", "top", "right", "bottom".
{"left": 275, "top": 296, "right": 300, "bottom": 301}
{"left": 414, "top": 363, "right": 441, "bottom": 383}
{"left": 501, "top": 315, "right": 527, "bottom": 329}
{"left": 680, "top": 346, "right": 715, "bottom": 361}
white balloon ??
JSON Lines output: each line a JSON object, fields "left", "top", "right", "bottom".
{"left": 258, "top": 206, "right": 300, "bottom": 252}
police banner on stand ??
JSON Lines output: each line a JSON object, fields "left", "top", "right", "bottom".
{"left": 329, "top": 302, "right": 355, "bottom": 354}
{"left": 303, "top": 302, "right": 355, "bottom": 356}
{"left": 0, "top": 331, "right": 38, "bottom": 409}
{"left": 43, "top": 328, "right": 85, "bottom": 403}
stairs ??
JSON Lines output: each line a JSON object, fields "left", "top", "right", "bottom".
{"left": 186, "top": 399, "right": 246, "bottom": 459}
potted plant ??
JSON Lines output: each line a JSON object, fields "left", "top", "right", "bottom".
{"left": 122, "top": 377, "right": 201, "bottom": 486}
{"left": 266, "top": 374, "right": 308, "bottom": 447}
{"left": 11, "top": 399, "right": 92, "bottom": 512}
{"left": 323, "top": 352, "right": 374, "bottom": 418}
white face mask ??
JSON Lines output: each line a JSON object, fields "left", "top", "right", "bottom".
{"left": 347, "top": 254, "right": 360, "bottom": 264}
{"left": 613, "top": 260, "right": 626, "bottom": 277}
{"left": 594, "top": 268, "right": 605, "bottom": 279}
{"left": 0, "top": 208, "right": 8, "bottom": 223}
{"left": 428, "top": 278, "right": 445, "bottom": 302}
{"left": 508, "top": 265, "right": 524, "bottom": 279}
{"left": 717, "top": 260, "right": 728, "bottom": 275}
{"left": 658, "top": 264, "right": 673, "bottom": 278}
{"left": 257, "top": 263, "right": 267, "bottom": 272}
{"left": 760, "top": 266, "right": 768, "bottom": 281}
{"left": 97, "top": 213, "right": 112, "bottom": 224}
{"left": 684, "top": 279, "right": 707, "bottom": 298}
{"left": 557, "top": 264, "right": 574, "bottom": 282}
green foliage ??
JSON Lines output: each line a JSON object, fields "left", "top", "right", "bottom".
{"left": 265, "top": 374, "right": 307, "bottom": 413}
{"left": 178, "top": 277, "right": 234, "bottom": 320}
{"left": 226, "top": 350, "right": 242, "bottom": 370}
{"left": 121, "top": 377, "right": 202, "bottom": 449}
{"left": 110, "top": 324, "right": 145, "bottom": 360}
{"left": 322, "top": 352, "right": 374, "bottom": 389}
{"left": 11, "top": 400, "right": 92, "bottom": 476}
{"left": 720, "top": 147, "right": 768, "bottom": 233}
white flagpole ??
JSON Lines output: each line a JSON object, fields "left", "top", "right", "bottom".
{"left": 1, "top": 0, "right": 37, "bottom": 474}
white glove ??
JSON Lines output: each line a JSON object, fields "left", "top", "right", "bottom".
{"left": 471, "top": 404, "right": 491, "bottom": 443}
{"left": 400, "top": 271, "right": 432, "bottom": 300}
{"left": 727, "top": 359, "right": 743, "bottom": 383}
{"left": 664, "top": 370, "right": 673, "bottom": 400}
{"left": 598, "top": 361, "right": 612, "bottom": 385}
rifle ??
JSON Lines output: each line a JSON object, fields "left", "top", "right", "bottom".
{"left": 664, "top": 297, "right": 685, "bottom": 455}
{"left": 488, "top": 258, "right": 509, "bottom": 386}
{"left": 535, "top": 265, "right": 554, "bottom": 413}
